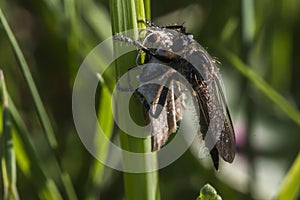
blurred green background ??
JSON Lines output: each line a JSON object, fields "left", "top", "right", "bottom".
{"left": 0, "top": 0, "right": 300, "bottom": 199}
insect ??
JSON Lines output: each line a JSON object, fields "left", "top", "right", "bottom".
{"left": 114, "top": 21, "right": 236, "bottom": 170}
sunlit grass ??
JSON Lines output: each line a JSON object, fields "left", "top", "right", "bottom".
{"left": 110, "top": 0, "right": 160, "bottom": 199}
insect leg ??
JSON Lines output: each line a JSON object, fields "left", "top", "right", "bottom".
{"left": 114, "top": 35, "right": 157, "bottom": 57}
{"left": 150, "top": 69, "right": 185, "bottom": 118}
{"left": 136, "top": 74, "right": 174, "bottom": 119}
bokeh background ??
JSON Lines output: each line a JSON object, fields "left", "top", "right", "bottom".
{"left": 0, "top": 0, "right": 300, "bottom": 199}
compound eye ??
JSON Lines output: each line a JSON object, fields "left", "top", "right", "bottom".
{"left": 171, "top": 37, "right": 185, "bottom": 52}
{"left": 147, "top": 33, "right": 158, "bottom": 43}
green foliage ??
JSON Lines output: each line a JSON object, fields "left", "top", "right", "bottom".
{"left": 110, "top": 1, "right": 159, "bottom": 200}
{"left": 0, "top": 0, "right": 299, "bottom": 199}
{"left": 1, "top": 71, "right": 20, "bottom": 200}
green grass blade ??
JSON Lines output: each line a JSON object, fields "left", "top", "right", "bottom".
{"left": 0, "top": 71, "right": 20, "bottom": 200}
{"left": 61, "top": 2, "right": 117, "bottom": 195}
{"left": 12, "top": 129, "right": 63, "bottom": 200}
{"left": 214, "top": 45, "right": 300, "bottom": 127}
{"left": 144, "top": 0, "right": 151, "bottom": 20}
{"left": 135, "top": 0, "right": 146, "bottom": 27}
{"left": 277, "top": 152, "right": 300, "bottom": 200}
{"left": 0, "top": 7, "right": 77, "bottom": 199}
{"left": 110, "top": 0, "right": 160, "bottom": 199}
{"left": 83, "top": 74, "right": 114, "bottom": 200}
{"left": 81, "top": 0, "right": 112, "bottom": 40}
{"left": 0, "top": 6, "right": 57, "bottom": 149}
{"left": 241, "top": 0, "right": 255, "bottom": 47}
{"left": 63, "top": 2, "right": 81, "bottom": 199}
{"left": 0, "top": 76, "right": 63, "bottom": 199}
{"left": 64, "top": 0, "right": 81, "bottom": 76}
{"left": 9, "top": 98, "right": 63, "bottom": 200}
{"left": 64, "top": 1, "right": 116, "bottom": 197}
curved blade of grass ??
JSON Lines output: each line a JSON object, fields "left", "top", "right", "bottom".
{"left": 214, "top": 45, "right": 300, "bottom": 127}
{"left": 277, "top": 152, "right": 300, "bottom": 200}
{"left": 64, "top": 1, "right": 116, "bottom": 196}
{"left": 0, "top": 71, "right": 20, "bottom": 200}
{"left": 64, "top": 1, "right": 116, "bottom": 197}
{"left": 0, "top": 7, "right": 77, "bottom": 200}
{"left": 83, "top": 74, "right": 114, "bottom": 200}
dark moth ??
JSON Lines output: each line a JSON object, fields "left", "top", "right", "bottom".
{"left": 114, "top": 22, "right": 236, "bottom": 170}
